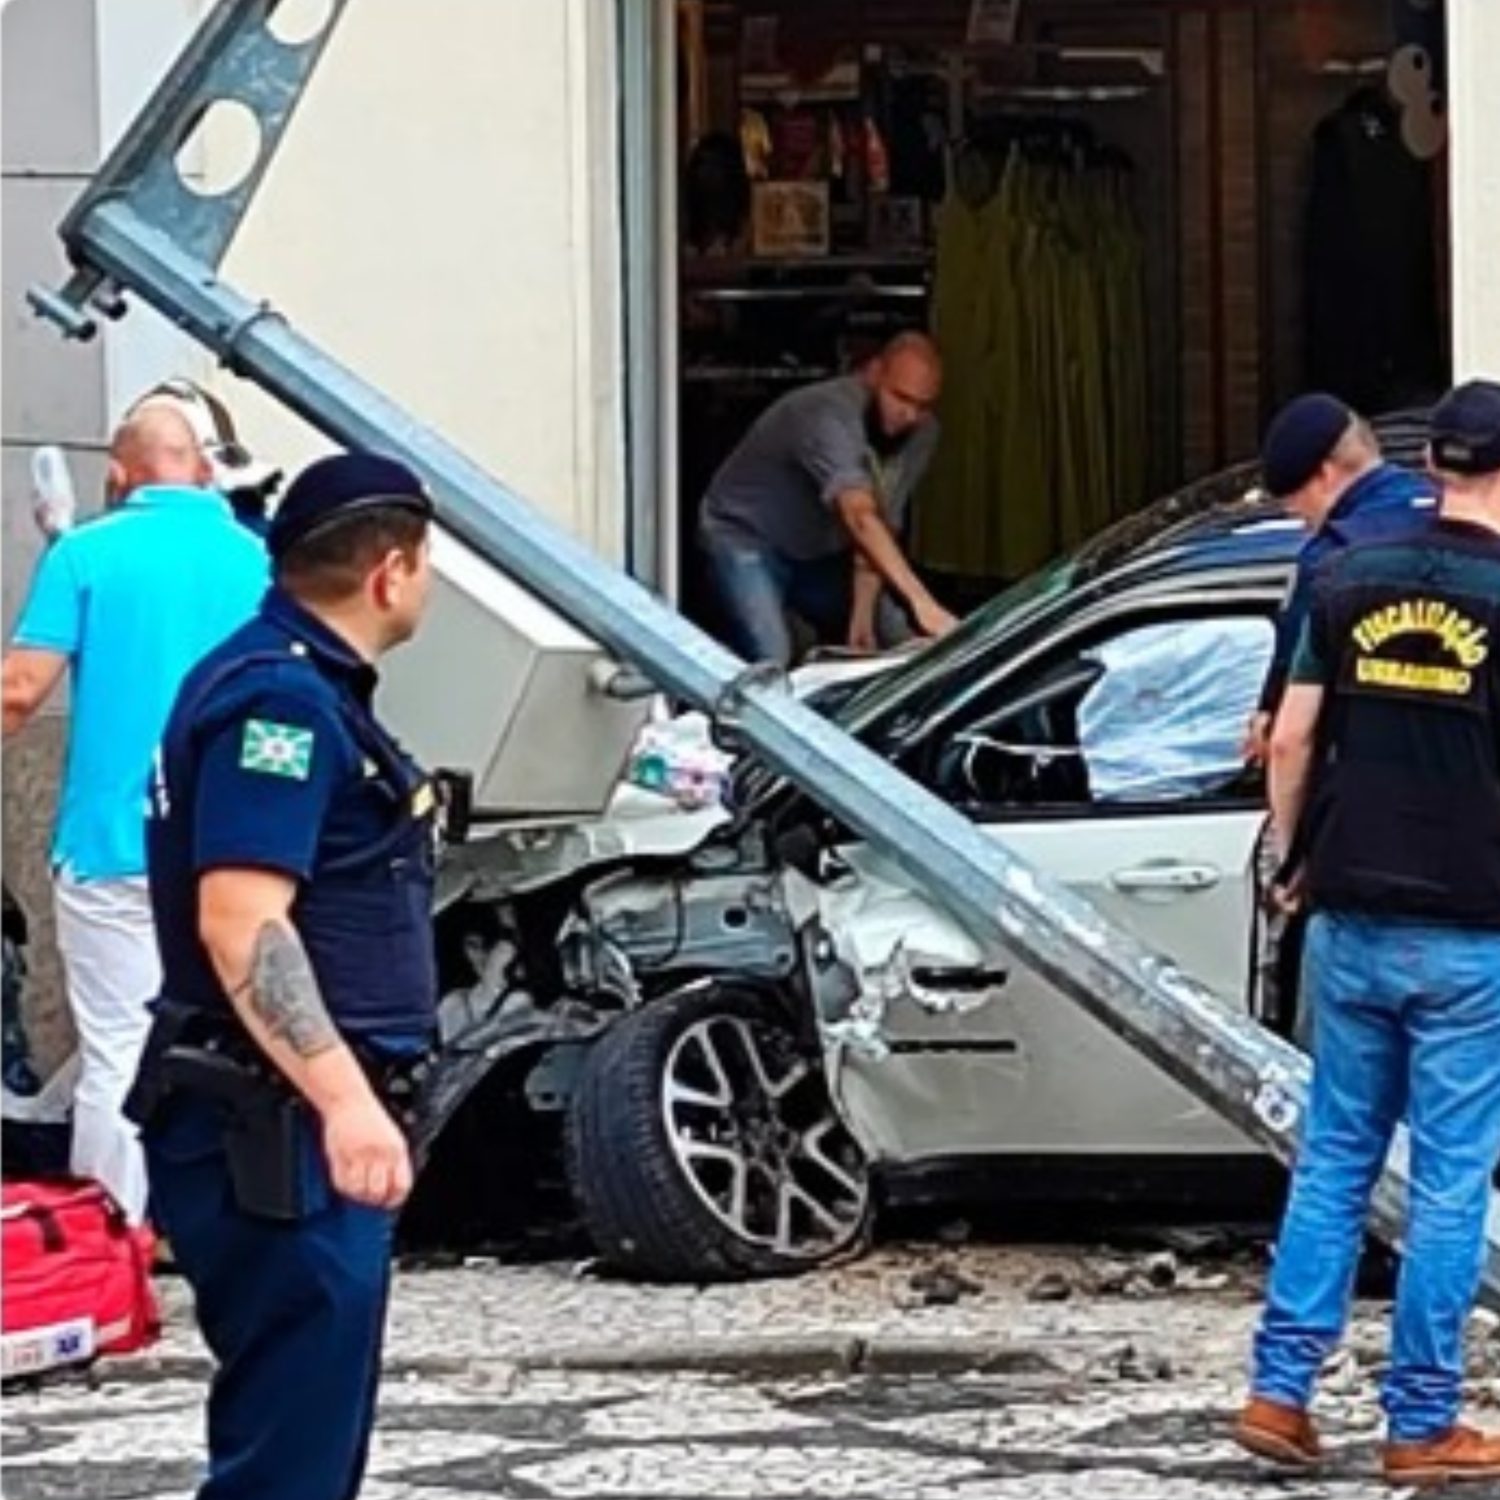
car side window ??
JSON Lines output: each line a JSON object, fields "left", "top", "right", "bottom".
{"left": 925, "top": 612, "right": 1275, "bottom": 814}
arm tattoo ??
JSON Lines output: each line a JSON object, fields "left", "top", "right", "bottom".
{"left": 246, "top": 921, "right": 339, "bottom": 1058}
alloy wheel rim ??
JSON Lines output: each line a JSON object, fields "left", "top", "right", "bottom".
{"left": 661, "top": 1011, "right": 868, "bottom": 1258}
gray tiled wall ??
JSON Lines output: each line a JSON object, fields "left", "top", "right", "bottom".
{"left": 3, "top": 0, "right": 106, "bottom": 1072}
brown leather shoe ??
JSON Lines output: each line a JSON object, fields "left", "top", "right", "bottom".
{"left": 1384, "top": 1425, "right": 1500, "bottom": 1487}
{"left": 1233, "top": 1396, "right": 1322, "bottom": 1469}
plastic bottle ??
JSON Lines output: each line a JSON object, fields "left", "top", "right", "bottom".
{"left": 31, "top": 445, "right": 77, "bottom": 540}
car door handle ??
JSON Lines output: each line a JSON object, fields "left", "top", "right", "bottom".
{"left": 1109, "top": 861, "right": 1222, "bottom": 895}
{"left": 909, "top": 964, "right": 1010, "bottom": 993}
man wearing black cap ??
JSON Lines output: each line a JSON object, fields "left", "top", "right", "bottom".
{"left": 1235, "top": 380, "right": 1500, "bottom": 1484}
{"left": 1244, "top": 392, "right": 1434, "bottom": 762}
{"left": 129, "top": 453, "right": 438, "bottom": 1500}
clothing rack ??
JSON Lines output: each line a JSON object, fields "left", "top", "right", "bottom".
{"left": 688, "top": 283, "right": 927, "bottom": 303}
{"left": 945, "top": 113, "right": 1137, "bottom": 188}
{"left": 1318, "top": 55, "right": 1390, "bottom": 78}
{"left": 885, "top": 43, "right": 1164, "bottom": 81}
{"left": 969, "top": 84, "right": 1153, "bottom": 105}
{"left": 932, "top": 42, "right": 1165, "bottom": 134}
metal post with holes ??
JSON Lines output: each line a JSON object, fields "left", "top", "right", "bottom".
{"left": 27, "top": 0, "right": 1500, "bottom": 1302}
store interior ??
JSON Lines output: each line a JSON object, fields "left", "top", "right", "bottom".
{"left": 670, "top": 0, "right": 1451, "bottom": 628}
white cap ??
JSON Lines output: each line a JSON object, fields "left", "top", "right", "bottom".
{"left": 126, "top": 378, "right": 281, "bottom": 498}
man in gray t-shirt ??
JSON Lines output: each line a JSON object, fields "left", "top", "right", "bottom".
{"left": 699, "top": 332, "right": 957, "bottom": 665}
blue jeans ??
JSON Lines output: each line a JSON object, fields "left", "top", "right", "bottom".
{"left": 146, "top": 1094, "right": 395, "bottom": 1500}
{"left": 1253, "top": 912, "right": 1500, "bottom": 1441}
{"left": 701, "top": 533, "right": 909, "bottom": 666}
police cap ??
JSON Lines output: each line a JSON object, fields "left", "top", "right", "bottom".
{"left": 1260, "top": 392, "right": 1355, "bottom": 500}
{"left": 1430, "top": 379, "right": 1500, "bottom": 478}
{"left": 268, "top": 453, "right": 434, "bottom": 561}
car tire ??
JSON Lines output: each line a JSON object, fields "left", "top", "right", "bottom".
{"left": 564, "top": 982, "right": 871, "bottom": 1282}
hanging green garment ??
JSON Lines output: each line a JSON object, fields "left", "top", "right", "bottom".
{"left": 1067, "top": 171, "right": 1114, "bottom": 541}
{"left": 978, "top": 151, "right": 1051, "bottom": 579}
{"left": 914, "top": 185, "right": 994, "bottom": 575}
{"left": 916, "top": 139, "right": 1154, "bottom": 582}
{"left": 1112, "top": 175, "right": 1151, "bottom": 511}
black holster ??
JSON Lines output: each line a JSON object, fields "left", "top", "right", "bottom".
{"left": 125, "top": 1000, "right": 204, "bottom": 1128}
{"left": 128, "top": 1003, "right": 317, "bottom": 1222}
{"left": 160, "top": 1046, "right": 316, "bottom": 1222}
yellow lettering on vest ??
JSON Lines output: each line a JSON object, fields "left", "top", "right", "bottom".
{"left": 1351, "top": 598, "right": 1490, "bottom": 670}
{"left": 1355, "top": 657, "right": 1473, "bottom": 695}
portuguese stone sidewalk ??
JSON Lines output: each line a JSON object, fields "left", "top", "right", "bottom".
{"left": 9, "top": 1240, "right": 1500, "bottom": 1499}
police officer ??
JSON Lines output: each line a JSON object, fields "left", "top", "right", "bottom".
{"left": 1235, "top": 380, "right": 1500, "bottom": 1484}
{"left": 1243, "top": 392, "right": 1433, "bottom": 763}
{"left": 132, "top": 453, "right": 438, "bottom": 1500}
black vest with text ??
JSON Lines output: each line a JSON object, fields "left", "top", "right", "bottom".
{"left": 1302, "top": 519, "right": 1500, "bottom": 927}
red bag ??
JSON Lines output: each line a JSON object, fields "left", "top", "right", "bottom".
{"left": 1, "top": 1178, "right": 160, "bottom": 1379}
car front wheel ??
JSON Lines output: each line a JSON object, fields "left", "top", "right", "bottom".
{"left": 564, "top": 983, "right": 871, "bottom": 1281}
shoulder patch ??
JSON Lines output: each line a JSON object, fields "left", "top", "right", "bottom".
{"left": 240, "top": 719, "right": 315, "bottom": 780}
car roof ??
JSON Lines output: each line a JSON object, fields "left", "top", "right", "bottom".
{"left": 1071, "top": 407, "right": 1432, "bottom": 590}
{"left": 1084, "top": 497, "right": 1301, "bottom": 589}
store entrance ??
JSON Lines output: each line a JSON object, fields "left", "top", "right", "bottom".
{"left": 664, "top": 0, "right": 1451, "bottom": 641}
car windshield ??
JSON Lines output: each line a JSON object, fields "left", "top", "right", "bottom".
{"left": 833, "top": 467, "right": 1266, "bottom": 733}
{"left": 833, "top": 556, "right": 1076, "bottom": 728}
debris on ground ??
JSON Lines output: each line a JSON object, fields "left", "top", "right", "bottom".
{"left": 1026, "top": 1270, "right": 1075, "bottom": 1303}
{"left": 1086, "top": 1252, "right": 1177, "bottom": 1299}
{"left": 1141, "top": 1250, "right": 1178, "bottom": 1289}
{"left": 1320, "top": 1347, "right": 1362, "bottom": 1395}
{"left": 906, "top": 1263, "right": 984, "bottom": 1307}
{"left": 1097, "top": 1341, "right": 1176, "bottom": 1382}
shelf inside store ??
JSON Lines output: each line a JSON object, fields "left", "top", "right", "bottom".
{"left": 682, "top": 363, "right": 838, "bottom": 386}
{"left": 682, "top": 251, "right": 934, "bottom": 282}
{"left": 739, "top": 61, "right": 863, "bottom": 105}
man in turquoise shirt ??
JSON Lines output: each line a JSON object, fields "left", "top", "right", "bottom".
{"left": 2, "top": 402, "right": 267, "bottom": 1221}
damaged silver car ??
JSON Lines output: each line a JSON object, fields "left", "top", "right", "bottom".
{"left": 400, "top": 417, "right": 1427, "bottom": 1282}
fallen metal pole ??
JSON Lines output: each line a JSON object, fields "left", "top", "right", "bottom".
{"left": 27, "top": 0, "right": 1500, "bottom": 1303}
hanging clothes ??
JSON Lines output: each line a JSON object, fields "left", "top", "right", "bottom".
{"left": 1304, "top": 85, "right": 1444, "bottom": 412}
{"left": 1100, "top": 165, "right": 1150, "bottom": 509}
{"left": 916, "top": 133, "right": 1149, "bottom": 583}
{"left": 984, "top": 158, "right": 1053, "bottom": 574}
{"left": 918, "top": 180, "right": 996, "bottom": 575}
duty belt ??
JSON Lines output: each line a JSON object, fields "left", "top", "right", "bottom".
{"left": 127, "top": 999, "right": 432, "bottom": 1134}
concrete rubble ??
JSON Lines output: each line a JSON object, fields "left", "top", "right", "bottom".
{"left": 9, "top": 1240, "right": 1500, "bottom": 1498}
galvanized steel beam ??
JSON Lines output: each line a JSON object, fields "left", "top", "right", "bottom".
{"left": 27, "top": 0, "right": 1500, "bottom": 1303}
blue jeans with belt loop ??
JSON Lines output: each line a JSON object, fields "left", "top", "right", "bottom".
{"left": 700, "top": 532, "right": 911, "bottom": 667}
{"left": 1252, "top": 912, "right": 1500, "bottom": 1441}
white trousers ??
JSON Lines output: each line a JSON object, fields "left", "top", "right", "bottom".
{"left": 53, "top": 871, "right": 161, "bottom": 1223}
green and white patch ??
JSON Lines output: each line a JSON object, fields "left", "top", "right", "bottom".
{"left": 239, "top": 719, "right": 314, "bottom": 781}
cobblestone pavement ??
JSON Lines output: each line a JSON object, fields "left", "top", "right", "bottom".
{"left": 9, "top": 1241, "right": 1500, "bottom": 1499}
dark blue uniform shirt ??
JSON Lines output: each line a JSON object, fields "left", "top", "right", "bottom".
{"left": 148, "top": 587, "right": 438, "bottom": 1055}
{"left": 1259, "top": 463, "right": 1434, "bottom": 713}
{"left": 230, "top": 497, "right": 272, "bottom": 539}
